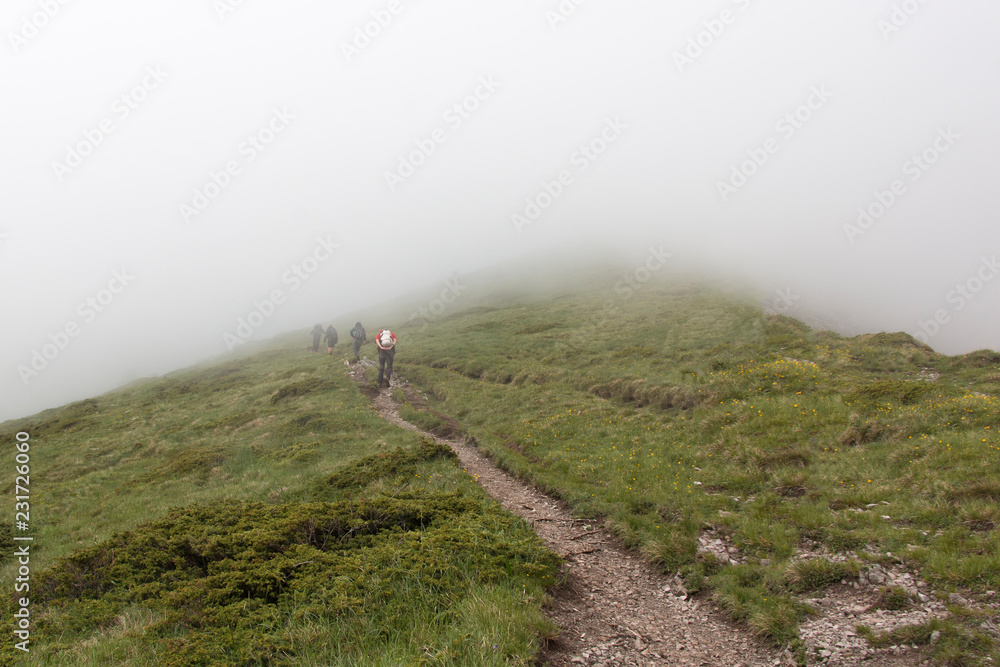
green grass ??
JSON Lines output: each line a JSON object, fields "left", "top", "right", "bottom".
{"left": 0, "top": 345, "right": 558, "bottom": 666}
{"left": 388, "top": 276, "right": 1000, "bottom": 662}
{"left": 5, "top": 266, "right": 1000, "bottom": 665}
{"left": 857, "top": 617, "right": 1000, "bottom": 666}
{"left": 28, "top": 495, "right": 557, "bottom": 666}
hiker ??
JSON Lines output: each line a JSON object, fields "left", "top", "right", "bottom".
{"left": 350, "top": 321, "right": 366, "bottom": 361}
{"left": 324, "top": 325, "right": 338, "bottom": 354}
{"left": 310, "top": 324, "right": 323, "bottom": 353}
{"left": 375, "top": 329, "right": 397, "bottom": 388}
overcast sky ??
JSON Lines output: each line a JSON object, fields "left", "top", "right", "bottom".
{"left": 3, "top": 0, "right": 999, "bottom": 422}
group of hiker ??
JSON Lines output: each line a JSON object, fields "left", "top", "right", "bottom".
{"left": 309, "top": 321, "right": 397, "bottom": 388}
{"left": 310, "top": 324, "right": 340, "bottom": 355}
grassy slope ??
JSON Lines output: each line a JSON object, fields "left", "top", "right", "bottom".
{"left": 0, "top": 345, "right": 557, "bottom": 666}
{"left": 4, "top": 264, "right": 1000, "bottom": 665}
{"left": 395, "top": 277, "right": 1000, "bottom": 663}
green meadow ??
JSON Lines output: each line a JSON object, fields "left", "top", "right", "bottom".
{"left": 395, "top": 278, "right": 1000, "bottom": 665}
{"left": 0, "top": 345, "right": 557, "bottom": 666}
{"left": 3, "top": 269, "right": 999, "bottom": 665}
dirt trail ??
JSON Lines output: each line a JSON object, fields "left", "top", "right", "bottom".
{"left": 345, "top": 362, "right": 957, "bottom": 666}
{"left": 346, "top": 362, "right": 793, "bottom": 667}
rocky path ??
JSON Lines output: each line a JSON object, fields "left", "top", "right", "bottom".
{"left": 346, "top": 362, "right": 961, "bottom": 666}
{"left": 347, "top": 362, "right": 789, "bottom": 666}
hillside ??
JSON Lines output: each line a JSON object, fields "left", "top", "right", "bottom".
{"left": 3, "top": 269, "right": 1000, "bottom": 666}
{"left": 390, "top": 277, "right": 1000, "bottom": 665}
{"left": 0, "top": 346, "right": 557, "bottom": 666}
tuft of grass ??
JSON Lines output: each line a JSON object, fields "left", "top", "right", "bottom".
{"left": 857, "top": 618, "right": 996, "bottom": 666}
{"left": 265, "top": 440, "right": 323, "bottom": 463}
{"left": 614, "top": 346, "right": 656, "bottom": 359}
{"left": 192, "top": 409, "right": 258, "bottom": 431}
{"left": 137, "top": 443, "right": 226, "bottom": 481}
{"left": 709, "top": 564, "right": 812, "bottom": 646}
{"left": 642, "top": 528, "right": 696, "bottom": 573}
{"left": 948, "top": 481, "right": 1000, "bottom": 503}
{"left": 25, "top": 398, "right": 101, "bottom": 436}
{"left": 850, "top": 379, "right": 932, "bottom": 406}
{"left": 784, "top": 558, "right": 858, "bottom": 593}
{"left": 869, "top": 585, "right": 912, "bottom": 611}
{"left": 270, "top": 377, "right": 337, "bottom": 404}
{"left": 519, "top": 322, "right": 559, "bottom": 335}
{"left": 316, "top": 440, "right": 456, "bottom": 493}
{"left": 838, "top": 413, "right": 903, "bottom": 447}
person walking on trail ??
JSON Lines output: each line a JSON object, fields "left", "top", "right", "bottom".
{"left": 350, "top": 322, "right": 366, "bottom": 362}
{"left": 310, "top": 324, "right": 324, "bottom": 353}
{"left": 376, "top": 329, "right": 397, "bottom": 389}
{"left": 324, "top": 325, "right": 338, "bottom": 354}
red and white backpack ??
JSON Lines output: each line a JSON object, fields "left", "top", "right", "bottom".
{"left": 378, "top": 330, "right": 395, "bottom": 349}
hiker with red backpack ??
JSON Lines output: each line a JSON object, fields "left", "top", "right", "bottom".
{"left": 375, "top": 329, "right": 396, "bottom": 388}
